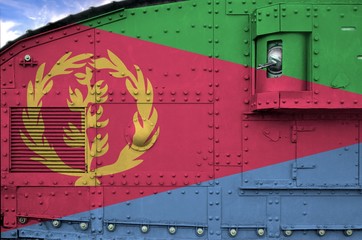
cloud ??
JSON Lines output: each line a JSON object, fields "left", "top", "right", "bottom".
{"left": 0, "top": 0, "right": 34, "bottom": 11}
{"left": 33, "top": 0, "right": 117, "bottom": 27}
{"left": 0, "top": 20, "right": 22, "bottom": 47}
{"left": 0, "top": 0, "right": 120, "bottom": 47}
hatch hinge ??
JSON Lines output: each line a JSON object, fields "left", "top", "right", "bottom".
{"left": 292, "top": 162, "right": 316, "bottom": 179}
{"left": 291, "top": 125, "right": 315, "bottom": 143}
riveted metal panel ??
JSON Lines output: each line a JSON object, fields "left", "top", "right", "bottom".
{"left": 94, "top": 29, "right": 213, "bottom": 104}
{"left": 213, "top": 60, "right": 247, "bottom": 166}
{"left": 296, "top": 120, "right": 359, "bottom": 187}
{"left": 0, "top": 58, "right": 15, "bottom": 89}
{"left": 1, "top": 108, "right": 10, "bottom": 173}
{"left": 266, "top": 196, "right": 281, "bottom": 238}
{"left": 242, "top": 119, "right": 295, "bottom": 188}
{"left": 95, "top": 103, "right": 214, "bottom": 187}
{"left": 1, "top": 1, "right": 362, "bottom": 239}
{"left": 1, "top": 23, "right": 94, "bottom": 64}
{"left": 214, "top": 3, "right": 250, "bottom": 166}
{"left": 280, "top": 4, "right": 313, "bottom": 32}
{"left": 1, "top": 186, "right": 17, "bottom": 228}
{"left": 250, "top": 92, "right": 279, "bottom": 110}
{"left": 311, "top": 5, "right": 362, "bottom": 108}
{"left": 226, "top": 0, "right": 274, "bottom": 15}
{"left": 10, "top": 28, "right": 96, "bottom": 108}
{"left": 92, "top": 1, "right": 214, "bottom": 59}
{"left": 252, "top": 5, "right": 280, "bottom": 37}
{"left": 89, "top": 186, "right": 104, "bottom": 234}
{"left": 279, "top": 91, "right": 313, "bottom": 108}
{"left": 17, "top": 187, "right": 91, "bottom": 220}
{"left": 82, "top": 8, "right": 126, "bottom": 28}
{"left": 103, "top": 186, "right": 208, "bottom": 226}
{"left": 18, "top": 228, "right": 89, "bottom": 240}
{"left": 102, "top": 186, "right": 208, "bottom": 240}
{"left": 214, "top": 6, "right": 251, "bottom": 65}
{"left": 208, "top": 187, "right": 222, "bottom": 239}
{"left": 222, "top": 194, "right": 267, "bottom": 227}
{"left": 281, "top": 196, "right": 362, "bottom": 228}
{"left": 226, "top": 0, "right": 362, "bottom": 15}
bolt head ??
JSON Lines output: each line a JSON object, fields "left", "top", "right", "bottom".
{"left": 107, "top": 223, "right": 116, "bottom": 232}
{"left": 79, "top": 222, "right": 88, "bottom": 230}
{"left": 344, "top": 229, "right": 353, "bottom": 236}
{"left": 317, "top": 229, "right": 326, "bottom": 236}
{"left": 229, "top": 228, "right": 238, "bottom": 237}
{"left": 284, "top": 230, "right": 293, "bottom": 236}
{"left": 168, "top": 226, "right": 177, "bottom": 234}
{"left": 196, "top": 227, "right": 204, "bottom": 236}
{"left": 18, "top": 217, "right": 27, "bottom": 224}
{"left": 51, "top": 220, "right": 61, "bottom": 228}
{"left": 257, "top": 228, "right": 265, "bottom": 236}
{"left": 24, "top": 55, "right": 31, "bottom": 62}
{"left": 140, "top": 225, "right": 149, "bottom": 233}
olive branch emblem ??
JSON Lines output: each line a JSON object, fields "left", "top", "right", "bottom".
{"left": 20, "top": 50, "right": 160, "bottom": 186}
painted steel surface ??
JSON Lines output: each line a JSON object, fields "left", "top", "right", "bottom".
{"left": 1, "top": 0, "right": 362, "bottom": 239}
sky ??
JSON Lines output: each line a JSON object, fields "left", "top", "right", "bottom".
{"left": 0, "top": 0, "right": 119, "bottom": 47}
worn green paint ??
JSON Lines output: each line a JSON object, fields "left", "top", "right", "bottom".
{"left": 81, "top": 0, "right": 362, "bottom": 94}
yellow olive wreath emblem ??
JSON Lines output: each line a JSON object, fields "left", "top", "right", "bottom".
{"left": 20, "top": 50, "right": 160, "bottom": 186}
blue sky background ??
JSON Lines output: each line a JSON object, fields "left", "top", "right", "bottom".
{"left": 0, "top": 0, "right": 118, "bottom": 47}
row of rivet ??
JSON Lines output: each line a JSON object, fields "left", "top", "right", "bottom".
{"left": 250, "top": 99, "right": 360, "bottom": 107}
{"left": 17, "top": 217, "right": 206, "bottom": 236}
{"left": 1, "top": 177, "right": 214, "bottom": 186}
{"left": 228, "top": 228, "right": 355, "bottom": 238}
{"left": 226, "top": 1, "right": 358, "bottom": 15}
{"left": 106, "top": 224, "right": 203, "bottom": 236}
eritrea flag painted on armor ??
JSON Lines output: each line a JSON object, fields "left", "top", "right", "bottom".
{"left": 1, "top": 0, "right": 362, "bottom": 240}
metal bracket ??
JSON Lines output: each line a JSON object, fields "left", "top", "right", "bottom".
{"left": 292, "top": 162, "right": 316, "bottom": 180}
{"left": 291, "top": 125, "right": 315, "bottom": 143}
{"left": 19, "top": 59, "right": 38, "bottom": 67}
{"left": 295, "top": 164, "right": 316, "bottom": 169}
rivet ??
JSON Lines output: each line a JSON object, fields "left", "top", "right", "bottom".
{"left": 196, "top": 227, "right": 204, "bottom": 236}
{"left": 229, "top": 228, "right": 237, "bottom": 237}
{"left": 107, "top": 223, "right": 116, "bottom": 232}
{"left": 52, "top": 220, "right": 61, "bottom": 228}
{"left": 168, "top": 226, "right": 177, "bottom": 234}
{"left": 140, "top": 225, "right": 149, "bottom": 233}
{"left": 257, "top": 228, "right": 265, "bottom": 236}
{"left": 317, "top": 229, "right": 326, "bottom": 236}
{"left": 79, "top": 222, "right": 88, "bottom": 230}
{"left": 18, "top": 217, "right": 27, "bottom": 224}
{"left": 344, "top": 229, "right": 353, "bottom": 236}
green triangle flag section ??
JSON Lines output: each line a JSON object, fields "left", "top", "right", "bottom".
{"left": 82, "top": 0, "right": 362, "bottom": 97}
